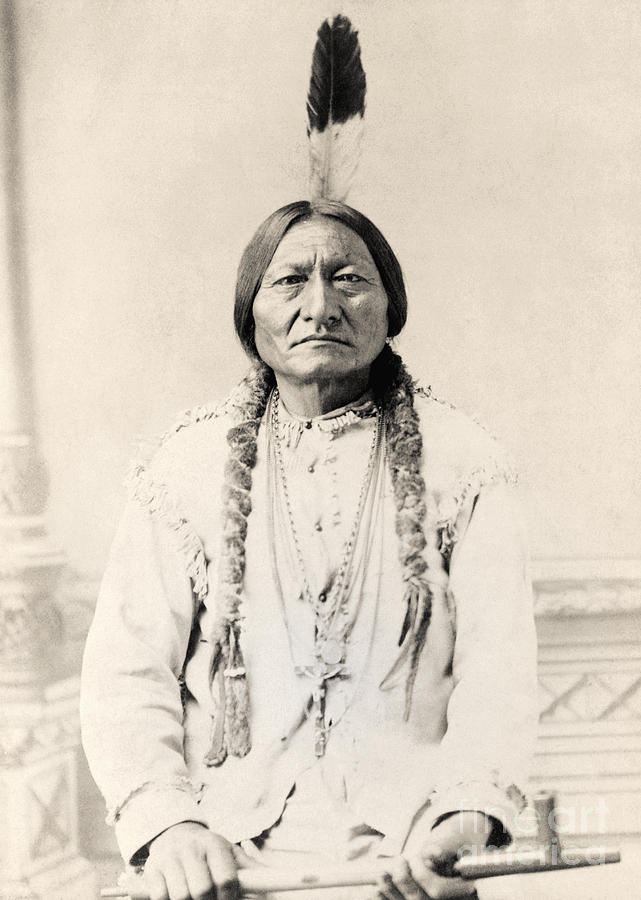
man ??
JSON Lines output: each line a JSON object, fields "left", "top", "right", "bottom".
{"left": 81, "top": 200, "right": 538, "bottom": 899}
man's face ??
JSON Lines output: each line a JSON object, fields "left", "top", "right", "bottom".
{"left": 252, "top": 216, "right": 389, "bottom": 386}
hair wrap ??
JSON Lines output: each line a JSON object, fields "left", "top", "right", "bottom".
{"left": 204, "top": 364, "right": 275, "bottom": 766}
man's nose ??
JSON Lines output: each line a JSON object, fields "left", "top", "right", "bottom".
{"left": 301, "top": 272, "right": 341, "bottom": 325}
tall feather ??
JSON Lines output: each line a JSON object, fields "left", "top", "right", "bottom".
{"left": 307, "top": 15, "right": 366, "bottom": 201}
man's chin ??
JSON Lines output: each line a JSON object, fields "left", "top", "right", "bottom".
{"left": 290, "top": 359, "right": 357, "bottom": 383}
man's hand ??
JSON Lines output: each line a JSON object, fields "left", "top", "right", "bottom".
{"left": 132, "top": 822, "right": 240, "bottom": 900}
{"left": 371, "top": 811, "right": 490, "bottom": 899}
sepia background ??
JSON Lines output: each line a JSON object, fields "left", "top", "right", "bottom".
{"left": 1, "top": 0, "right": 640, "bottom": 897}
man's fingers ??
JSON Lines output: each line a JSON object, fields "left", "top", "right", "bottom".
{"left": 384, "top": 859, "right": 430, "bottom": 899}
{"left": 205, "top": 837, "right": 240, "bottom": 900}
{"left": 182, "top": 848, "right": 216, "bottom": 899}
{"left": 374, "top": 871, "right": 406, "bottom": 900}
{"left": 143, "top": 867, "right": 169, "bottom": 900}
{"left": 161, "top": 859, "right": 191, "bottom": 900}
{"left": 232, "top": 842, "right": 263, "bottom": 869}
{"left": 408, "top": 848, "right": 477, "bottom": 899}
{"left": 425, "top": 878, "right": 476, "bottom": 899}
{"left": 370, "top": 873, "right": 411, "bottom": 900}
{"left": 141, "top": 824, "right": 239, "bottom": 899}
{"left": 371, "top": 885, "right": 398, "bottom": 900}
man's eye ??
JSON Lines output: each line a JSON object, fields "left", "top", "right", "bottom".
{"left": 334, "top": 273, "right": 363, "bottom": 283}
{"left": 274, "top": 274, "right": 307, "bottom": 286}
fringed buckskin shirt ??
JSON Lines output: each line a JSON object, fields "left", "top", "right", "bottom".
{"left": 80, "top": 384, "right": 538, "bottom": 866}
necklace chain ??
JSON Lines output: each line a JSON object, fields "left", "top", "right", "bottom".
{"left": 271, "top": 389, "right": 383, "bottom": 636}
{"left": 269, "top": 389, "right": 385, "bottom": 755}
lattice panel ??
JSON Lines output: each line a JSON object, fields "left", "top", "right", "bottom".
{"left": 28, "top": 765, "right": 72, "bottom": 861}
{"left": 539, "top": 672, "right": 641, "bottom": 723}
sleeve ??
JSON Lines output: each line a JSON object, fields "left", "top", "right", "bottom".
{"left": 80, "top": 499, "right": 209, "bottom": 865}
{"left": 425, "top": 481, "right": 539, "bottom": 843}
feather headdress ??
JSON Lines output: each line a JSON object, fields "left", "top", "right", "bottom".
{"left": 306, "top": 15, "right": 366, "bottom": 202}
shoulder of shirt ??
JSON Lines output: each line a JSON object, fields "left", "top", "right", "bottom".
{"left": 411, "top": 384, "right": 519, "bottom": 492}
{"left": 126, "top": 388, "right": 243, "bottom": 496}
{"left": 122, "top": 398, "right": 239, "bottom": 604}
{"left": 126, "top": 380, "right": 518, "bottom": 494}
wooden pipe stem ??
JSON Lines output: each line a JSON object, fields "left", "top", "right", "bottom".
{"left": 100, "top": 845, "right": 621, "bottom": 897}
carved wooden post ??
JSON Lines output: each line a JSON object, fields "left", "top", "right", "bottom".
{"left": 0, "top": 2, "right": 97, "bottom": 895}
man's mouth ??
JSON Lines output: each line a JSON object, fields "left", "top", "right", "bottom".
{"left": 296, "top": 335, "right": 350, "bottom": 346}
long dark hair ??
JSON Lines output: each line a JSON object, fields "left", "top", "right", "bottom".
{"left": 234, "top": 200, "right": 408, "bottom": 359}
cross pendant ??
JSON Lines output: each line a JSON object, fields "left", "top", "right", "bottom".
{"left": 295, "top": 661, "right": 348, "bottom": 757}
{"left": 312, "top": 677, "right": 328, "bottom": 758}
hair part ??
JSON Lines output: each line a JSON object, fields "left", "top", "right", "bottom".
{"left": 234, "top": 200, "right": 408, "bottom": 360}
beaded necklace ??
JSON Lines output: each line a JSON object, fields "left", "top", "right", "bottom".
{"left": 269, "top": 389, "right": 384, "bottom": 755}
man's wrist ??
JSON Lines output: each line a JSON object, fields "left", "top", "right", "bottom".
{"left": 149, "top": 820, "right": 208, "bottom": 846}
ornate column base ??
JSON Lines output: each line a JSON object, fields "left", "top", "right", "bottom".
{"left": 0, "top": 449, "right": 98, "bottom": 897}
{"left": 0, "top": 677, "right": 98, "bottom": 899}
